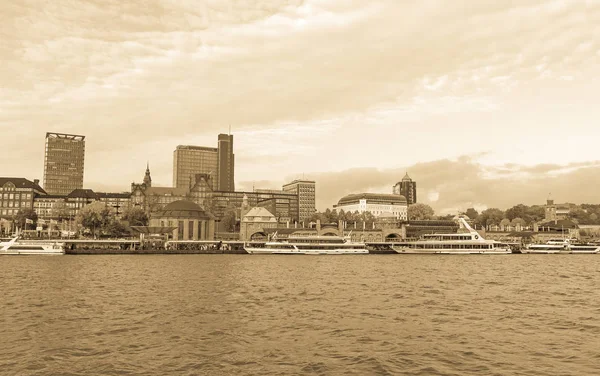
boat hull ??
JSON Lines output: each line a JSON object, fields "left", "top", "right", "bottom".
{"left": 391, "top": 247, "right": 511, "bottom": 255}
{"left": 244, "top": 247, "right": 368, "bottom": 255}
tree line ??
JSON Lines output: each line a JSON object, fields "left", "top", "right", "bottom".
{"left": 9, "top": 203, "right": 149, "bottom": 238}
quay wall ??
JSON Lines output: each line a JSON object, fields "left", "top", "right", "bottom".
{"left": 66, "top": 248, "right": 249, "bottom": 255}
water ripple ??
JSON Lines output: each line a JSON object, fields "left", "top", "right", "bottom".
{"left": 1, "top": 255, "right": 599, "bottom": 375}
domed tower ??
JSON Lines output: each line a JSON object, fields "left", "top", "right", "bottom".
{"left": 393, "top": 172, "right": 417, "bottom": 205}
{"left": 143, "top": 162, "right": 152, "bottom": 188}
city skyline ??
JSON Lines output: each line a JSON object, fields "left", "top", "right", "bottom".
{"left": 2, "top": 1, "right": 599, "bottom": 213}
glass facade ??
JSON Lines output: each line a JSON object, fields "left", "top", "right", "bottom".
{"left": 283, "top": 180, "right": 316, "bottom": 223}
{"left": 43, "top": 133, "right": 85, "bottom": 195}
{"left": 172, "top": 146, "right": 218, "bottom": 189}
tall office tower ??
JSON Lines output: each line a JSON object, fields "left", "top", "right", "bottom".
{"left": 282, "top": 179, "right": 316, "bottom": 223}
{"left": 217, "top": 134, "right": 235, "bottom": 191}
{"left": 43, "top": 132, "right": 85, "bottom": 195}
{"left": 393, "top": 172, "right": 417, "bottom": 205}
{"left": 172, "top": 145, "right": 219, "bottom": 189}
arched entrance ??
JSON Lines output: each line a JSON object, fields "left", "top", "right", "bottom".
{"left": 250, "top": 231, "right": 267, "bottom": 241}
{"left": 385, "top": 233, "right": 402, "bottom": 242}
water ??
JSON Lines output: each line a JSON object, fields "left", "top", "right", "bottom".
{"left": 1, "top": 255, "right": 600, "bottom": 375}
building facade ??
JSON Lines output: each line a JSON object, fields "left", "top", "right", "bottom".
{"left": 172, "top": 145, "right": 218, "bottom": 189}
{"left": 544, "top": 197, "right": 571, "bottom": 221}
{"left": 43, "top": 132, "right": 86, "bottom": 195}
{"left": 334, "top": 193, "right": 408, "bottom": 220}
{"left": 217, "top": 134, "right": 235, "bottom": 191}
{"left": 172, "top": 134, "right": 235, "bottom": 191}
{"left": 0, "top": 178, "right": 46, "bottom": 219}
{"left": 282, "top": 180, "right": 316, "bottom": 224}
{"left": 149, "top": 200, "right": 215, "bottom": 241}
{"left": 393, "top": 173, "right": 417, "bottom": 205}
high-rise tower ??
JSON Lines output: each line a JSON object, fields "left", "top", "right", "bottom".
{"left": 393, "top": 172, "right": 417, "bottom": 205}
{"left": 282, "top": 179, "right": 316, "bottom": 223}
{"left": 43, "top": 132, "right": 85, "bottom": 195}
{"left": 172, "top": 145, "right": 218, "bottom": 189}
{"left": 216, "top": 133, "right": 235, "bottom": 191}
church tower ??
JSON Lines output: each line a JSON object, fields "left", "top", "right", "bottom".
{"left": 143, "top": 162, "right": 152, "bottom": 188}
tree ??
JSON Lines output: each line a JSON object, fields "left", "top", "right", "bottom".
{"left": 103, "top": 220, "right": 129, "bottom": 238}
{"left": 511, "top": 217, "right": 526, "bottom": 227}
{"left": 14, "top": 208, "right": 38, "bottom": 229}
{"left": 407, "top": 203, "right": 435, "bottom": 221}
{"left": 220, "top": 207, "right": 237, "bottom": 232}
{"left": 76, "top": 201, "right": 112, "bottom": 238}
{"left": 122, "top": 207, "right": 149, "bottom": 226}
{"left": 500, "top": 218, "right": 511, "bottom": 229}
{"left": 465, "top": 208, "right": 479, "bottom": 221}
{"left": 477, "top": 208, "right": 504, "bottom": 227}
{"left": 51, "top": 200, "right": 71, "bottom": 222}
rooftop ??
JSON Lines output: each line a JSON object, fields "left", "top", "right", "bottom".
{"left": 337, "top": 193, "right": 407, "bottom": 206}
{"left": 0, "top": 177, "right": 47, "bottom": 194}
{"left": 152, "top": 200, "right": 214, "bottom": 220}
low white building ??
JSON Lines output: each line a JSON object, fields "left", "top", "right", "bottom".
{"left": 334, "top": 193, "right": 408, "bottom": 220}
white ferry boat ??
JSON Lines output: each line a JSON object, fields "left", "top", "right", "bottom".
{"left": 391, "top": 217, "right": 512, "bottom": 254}
{"left": 522, "top": 238, "right": 600, "bottom": 254}
{"left": 244, "top": 234, "right": 368, "bottom": 255}
{"left": 0, "top": 237, "right": 65, "bottom": 255}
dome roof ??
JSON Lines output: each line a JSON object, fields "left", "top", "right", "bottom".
{"left": 152, "top": 200, "right": 214, "bottom": 220}
{"left": 337, "top": 193, "right": 407, "bottom": 206}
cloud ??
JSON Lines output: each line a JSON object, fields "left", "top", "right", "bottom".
{"left": 250, "top": 157, "right": 600, "bottom": 214}
{"left": 1, "top": 0, "right": 600, "bottom": 195}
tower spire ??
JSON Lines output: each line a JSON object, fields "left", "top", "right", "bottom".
{"left": 143, "top": 162, "right": 152, "bottom": 187}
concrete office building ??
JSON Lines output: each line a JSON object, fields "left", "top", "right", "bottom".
{"left": 393, "top": 173, "right": 417, "bottom": 205}
{"left": 172, "top": 145, "right": 218, "bottom": 190}
{"left": 217, "top": 134, "right": 234, "bottom": 191}
{"left": 43, "top": 132, "right": 85, "bottom": 195}
{"left": 172, "top": 134, "right": 235, "bottom": 191}
{"left": 282, "top": 180, "right": 316, "bottom": 224}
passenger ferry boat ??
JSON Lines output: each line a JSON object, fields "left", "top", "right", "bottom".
{"left": 0, "top": 237, "right": 65, "bottom": 255}
{"left": 522, "top": 238, "right": 600, "bottom": 254}
{"left": 244, "top": 233, "right": 368, "bottom": 255}
{"left": 391, "top": 217, "right": 511, "bottom": 254}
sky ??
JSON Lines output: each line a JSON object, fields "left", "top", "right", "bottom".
{"left": 1, "top": 0, "right": 600, "bottom": 213}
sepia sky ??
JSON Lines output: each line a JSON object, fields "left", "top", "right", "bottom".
{"left": 1, "top": 0, "right": 600, "bottom": 213}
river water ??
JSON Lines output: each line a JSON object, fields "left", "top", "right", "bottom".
{"left": 1, "top": 255, "right": 599, "bottom": 375}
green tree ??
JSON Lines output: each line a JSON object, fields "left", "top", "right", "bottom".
{"left": 407, "top": 203, "right": 435, "bottom": 221}
{"left": 14, "top": 208, "right": 38, "bottom": 229}
{"left": 76, "top": 201, "right": 112, "bottom": 238}
{"left": 122, "top": 207, "right": 149, "bottom": 226}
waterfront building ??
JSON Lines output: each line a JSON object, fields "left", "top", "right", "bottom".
{"left": 33, "top": 194, "right": 68, "bottom": 220}
{"left": 544, "top": 196, "right": 571, "bottom": 221}
{"left": 43, "top": 132, "right": 85, "bottom": 195}
{"left": 282, "top": 179, "right": 316, "bottom": 224}
{"left": 393, "top": 173, "right": 417, "bottom": 205}
{"left": 172, "top": 145, "right": 218, "bottom": 190}
{"left": 172, "top": 133, "right": 235, "bottom": 191}
{"left": 217, "top": 134, "right": 235, "bottom": 191}
{"left": 0, "top": 177, "right": 46, "bottom": 220}
{"left": 334, "top": 193, "right": 408, "bottom": 220}
{"left": 32, "top": 188, "right": 131, "bottom": 221}
{"left": 149, "top": 200, "right": 215, "bottom": 241}
{"left": 239, "top": 206, "right": 278, "bottom": 241}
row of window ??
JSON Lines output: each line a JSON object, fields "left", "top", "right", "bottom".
{"left": 1, "top": 193, "right": 32, "bottom": 200}
{"left": 0, "top": 201, "right": 31, "bottom": 208}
